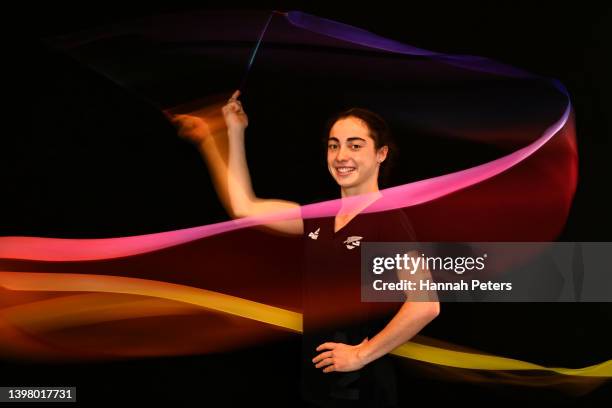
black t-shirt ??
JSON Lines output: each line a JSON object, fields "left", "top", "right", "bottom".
{"left": 300, "top": 205, "right": 417, "bottom": 407}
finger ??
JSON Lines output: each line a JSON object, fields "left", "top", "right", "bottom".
{"left": 323, "top": 364, "right": 335, "bottom": 373}
{"left": 226, "top": 102, "right": 241, "bottom": 112}
{"left": 315, "top": 358, "right": 334, "bottom": 369}
{"left": 312, "top": 351, "right": 332, "bottom": 364}
{"left": 228, "top": 90, "right": 240, "bottom": 103}
{"left": 316, "top": 342, "right": 336, "bottom": 352}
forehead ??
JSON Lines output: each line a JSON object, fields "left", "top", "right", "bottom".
{"left": 329, "top": 117, "right": 371, "bottom": 141}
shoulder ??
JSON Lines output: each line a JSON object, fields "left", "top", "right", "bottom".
{"left": 372, "top": 208, "right": 417, "bottom": 242}
{"left": 300, "top": 206, "right": 330, "bottom": 241}
{"left": 300, "top": 206, "right": 313, "bottom": 233}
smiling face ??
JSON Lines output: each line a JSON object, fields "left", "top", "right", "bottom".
{"left": 327, "top": 116, "right": 388, "bottom": 195}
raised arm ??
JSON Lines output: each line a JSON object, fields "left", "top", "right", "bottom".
{"left": 171, "top": 90, "right": 303, "bottom": 236}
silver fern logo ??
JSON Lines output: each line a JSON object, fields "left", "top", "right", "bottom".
{"left": 308, "top": 228, "right": 320, "bottom": 240}
{"left": 343, "top": 236, "right": 363, "bottom": 249}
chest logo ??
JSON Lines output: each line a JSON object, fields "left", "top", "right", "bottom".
{"left": 343, "top": 236, "right": 363, "bottom": 249}
{"left": 308, "top": 228, "right": 320, "bottom": 240}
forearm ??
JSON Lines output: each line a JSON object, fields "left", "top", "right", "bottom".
{"left": 358, "top": 301, "right": 439, "bottom": 365}
{"left": 226, "top": 128, "right": 259, "bottom": 217}
{"left": 185, "top": 98, "right": 302, "bottom": 234}
{"left": 196, "top": 127, "right": 258, "bottom": 218}
{"left": 195, "top": 131, "right": 234, "bottom": 216}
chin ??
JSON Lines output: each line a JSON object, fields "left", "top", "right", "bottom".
{"left": 335, "top": 177, "right": 359, "bottom": 188}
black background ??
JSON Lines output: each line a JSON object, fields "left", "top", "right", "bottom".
{"left": 2, "top": 1, "right": 611, "bottom": 406}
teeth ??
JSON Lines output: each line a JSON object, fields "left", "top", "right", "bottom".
{"left": 337, "top": 167, "right": 355, "bottom": 173}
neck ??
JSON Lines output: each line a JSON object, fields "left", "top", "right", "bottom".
{"left": 340, "top": 178, "right": 380, "bottom": 199}
{"left": 338, "top": 183, "right": 381, "bottom": 215}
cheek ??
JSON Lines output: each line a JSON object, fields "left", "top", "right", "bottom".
{"left": 326, "top": 154, "right": 336, "bottom": 171}
{"left": 357, "top": 152, "right": 376, "bottom": 168}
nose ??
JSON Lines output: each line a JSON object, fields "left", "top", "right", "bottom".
{"left": 335, "top": 145, "right": 351, "bottom": 162}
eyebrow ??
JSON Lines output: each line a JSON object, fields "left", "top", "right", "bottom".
{"left": 327, "top": 137, "right": 367, "bottom": 143}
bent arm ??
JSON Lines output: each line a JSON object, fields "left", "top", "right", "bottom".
{"left": 357, "top": 300, "right": 439, "bottom": 366}
{"left": 358, "top": 250, "right": 440, "bottom": 365}
{"left": 223, "top": 126, "right": 303, "bottom": 235}
{"left": 173, "top": 91, "right": 303, "bottom": 236}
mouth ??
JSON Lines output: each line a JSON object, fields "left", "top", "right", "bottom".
{"left": 334, "top": 166, "right": 356, "bottom": 177}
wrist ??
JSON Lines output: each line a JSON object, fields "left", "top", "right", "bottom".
{"left": 196, "top": 138, "right": 211, "bottom": 150}
{"left": 357, "top": 344, "right": 374, "bottom": 366}
{"left": 227, "top": 127, "right": 246, "bottom": 138}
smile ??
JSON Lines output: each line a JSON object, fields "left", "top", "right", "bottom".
{"left": 335, "top": 167, "right": 356, "bottom": 176}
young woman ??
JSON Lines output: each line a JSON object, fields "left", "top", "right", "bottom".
{"left": 172, "top": 90, "right": 440, "bottom": 407}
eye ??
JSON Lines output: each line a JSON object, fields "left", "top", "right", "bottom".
{"left": 350, "top": 144, "right": 363, "bottom": 151}
{"left": 328, "top": 144, "right": 338, "bottom": 150}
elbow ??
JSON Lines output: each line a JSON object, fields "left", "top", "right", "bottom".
{"left": 407, "top": 301, "right": 440, "bottom": 323}
{"left": 229, "top": 201, "right": 255, "bottom": 220}
{"left": 229, "top": 208, "right": 247, "bottom": 219}
{"left": 227, "top": 196, "right": 258, "bottom": 220}
{"left": 426, "top": 301, "right": 440, "bottom": 321}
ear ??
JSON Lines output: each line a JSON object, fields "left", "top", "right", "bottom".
{"left": 376, "top": 145, "right": 389, "bottom": 163}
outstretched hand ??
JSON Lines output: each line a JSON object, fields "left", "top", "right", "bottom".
{"left": 312, "top": 337, "right": 369, "bottom": 373}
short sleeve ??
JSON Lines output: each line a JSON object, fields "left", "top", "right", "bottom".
{"left": 377, "top": 208, "right": 417, "bottom": 243}
{"left": 300, "top": 205, "right": 311, "bottom": 240}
